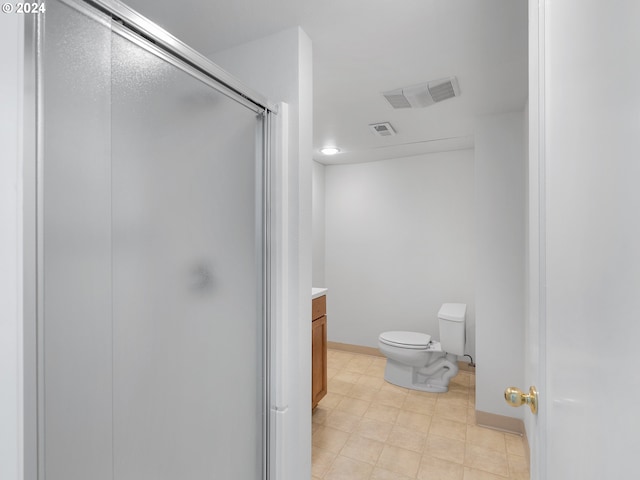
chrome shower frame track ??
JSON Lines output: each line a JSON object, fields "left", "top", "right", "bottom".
{"left": 84, "top": 0, "right": 278, "bottom": 114}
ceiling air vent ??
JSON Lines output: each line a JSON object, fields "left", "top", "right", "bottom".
{"left": 382, "top": 76, "right": 461, "bottom": 109}
{"left": 369, "top": 122, "right": 396, "bottom": 137}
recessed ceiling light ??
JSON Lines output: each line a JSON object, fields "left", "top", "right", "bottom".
{"left": 321, "top": 147, "right": 341, "bottom": 155}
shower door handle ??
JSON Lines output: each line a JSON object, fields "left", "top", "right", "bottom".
{"left": 190, "top": 264, "right": 213, "bottom": 291}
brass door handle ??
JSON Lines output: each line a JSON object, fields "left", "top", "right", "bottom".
{"left": 504, "top": 386, "right": 538, "bottom": 414}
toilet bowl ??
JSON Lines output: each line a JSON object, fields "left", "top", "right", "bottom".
{"left": 378, "top": 303, "right": 466, "bottom": 393}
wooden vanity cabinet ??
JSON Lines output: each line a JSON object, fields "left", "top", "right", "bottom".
{"left": 312, "top": 295, "right": 327, "bottom": 408}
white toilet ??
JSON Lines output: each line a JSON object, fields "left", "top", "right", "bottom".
{"left": 378, "top": 303, "right": 466, "bottom": 393}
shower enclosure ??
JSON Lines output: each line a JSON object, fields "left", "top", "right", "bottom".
{"left": 30, "top": 1, "right": 273, "bottom": 478}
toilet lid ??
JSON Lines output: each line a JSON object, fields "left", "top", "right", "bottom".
{"left": 379, "top": 331, "right": 432, "bottom": 348}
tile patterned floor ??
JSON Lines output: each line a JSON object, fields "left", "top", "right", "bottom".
{"left": 312, "top": 350, "right": 529, "bottom": 480}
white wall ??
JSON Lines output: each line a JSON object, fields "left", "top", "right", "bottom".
{"left": 209, "top": 27, "right": 313, "bottom": 480}
{"left": 312, "top": 161, "right": 326, "bottom": 286}
{"left": 475, "top": 111, "right": 526, "bottom": 419}
{"left": 1, "top": 14, "right": 24, "bottom": 480}
{"left": 325, "top": 150, "right": 476, "bottom": 358}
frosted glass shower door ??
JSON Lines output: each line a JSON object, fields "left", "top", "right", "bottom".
{"left": 38, "top": 1, "right": 267, "bottom": 479}
{"left": 109, "top": 29, "right": 265, "bottom": 480}
{"left": 109, "top": 31, "right": 265, "bottom": 480}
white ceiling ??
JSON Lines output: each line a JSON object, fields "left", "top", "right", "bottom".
{"left": 125, "top": 0, "right": 528, "bottom": 165}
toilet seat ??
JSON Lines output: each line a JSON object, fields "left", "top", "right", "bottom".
{"left": 379, "top": 331, "right": 431, "bottom": 350}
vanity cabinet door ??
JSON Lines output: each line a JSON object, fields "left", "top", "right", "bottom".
{"left": 312, "top": 311, "right": 327, "bottom": 408}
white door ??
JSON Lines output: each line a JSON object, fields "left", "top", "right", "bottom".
{"left": 527, "top": 1, "right": 640, "bottom": 478}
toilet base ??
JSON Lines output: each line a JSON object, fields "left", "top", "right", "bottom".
{"left": 383, "top": 354, "right": 459, "bottom": 393}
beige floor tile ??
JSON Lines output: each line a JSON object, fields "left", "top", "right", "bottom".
{"left": 438, "top": 390, "right": 469, "bottom": 406}
{"left": 406, "top": 388, "right": 439, "bottom": 400}
{"left": 312, "top": 405, "right": 331, "bottom": 425}
{"left": 333, "top": 371, "right": 361, "bottom": 384}
{"left": 324, "top": 455, "right": 374, "bottom": 480}
{"left": 364, "top": 403, "right": 400, "bottom": 424}
{"left": 348, "top": 383, "right": 381, "bottom": 402}
{"left": 328, "top": 378, "right": 354, "bottom": 396}
{"left": 504, "top": 434, "right": 526, "bottom": 457}
{"left": 465, "top": 425, "right": 506, "bottom": 452}
{"left": 448, "top": 382, "right": 470, "bottom": 395}
{"left": 335, "top": 396, "right": 370, "bottom": 416}
{"left": 340, "top": 433, "right": 385, "bottom": 465}
{"left": 312, "top": 425, "right": 350, "bottom": 454}
{"left": 396, "top": 410, "right": 432, "bottom": 434}
{"left": 327, "top": 350, "right": 356, "bottom": 363}
{"left": 312, "top": 446, "right": 337, "bottom": 478}
{"left": 344, "top": 356, "right": 374, "bottom": 374}
{"left": 312, "top": 476, "right": 322, "bottom": 480}
{"left": 434, "top": 401, "right": 468, "bottom": 423}
{"left": 508, "top": 453, "right": 529, "bottom": 480}
{"left": 316, "top": 350, "right": 479, "bottom": 480}
{"left": 327, "top": 357, "right": 344, "bottom": 369}
{"left": 318, "top": 392, "right": 344, "bottom": 409}
{"left": 370, "top": 466, "right": 414, "bottom": 480}
{"left": 364, "top": 363, "right": 387, "bottom": 377}
{"left": 430, "top": 416, "right": 467, "bottom": 442}
{"left": 328, "top": 354, "right": 354, "bottom": 369}
{"left": 373, "top": 387, "right": 407, "bottom": 409}
{"left": 377, "top": 444, "right": 422, "bottom": 478}
{"left": 371, "top": 356, "right": 387, "bottom": 367}
{"left": 402, "top": 394, "right": 437, "bottom": 416}
{"left": 425, "top": 434, "right": 466, "bottom": 464}
{"left": 312, "top": 421, "right": 322, "bottom": 436}
{"left": 462, "top": 467, "right": 506, "bottom": 480}
{"left": 354, "top": 417, "right": 393, "bottom": 443}
{"left": 417, "top": 454, "right": 465, "bottom": 480}
{"left": 451, "top": 373, "right": 471, "bottom": 387}
{"left": 387, "top": 424, "right": 428, "bottom": 452}
{"left": 381, "top": 382, "right": 410, "bottom": 395}
{"left": 356, "top": 374, "right": 386, "bottom": 390}
{"left": 464, "top": 444, "right": 509, "bottom": 477}
{"left": 324, "top": 410, "right": 361, "bottom": 433}
{"left": 466, "top": 408, "right": 476, "bottom": 425}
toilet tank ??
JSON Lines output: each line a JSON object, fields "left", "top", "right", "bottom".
{"left": 438, "top": 303, "right": 466, "bottom": 355}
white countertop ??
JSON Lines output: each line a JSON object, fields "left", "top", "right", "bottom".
{"left": 312, "top": 287, "right": 328, "bottom": 299}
